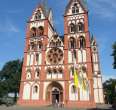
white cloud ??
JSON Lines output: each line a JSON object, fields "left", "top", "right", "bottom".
{"left": 8, "top": 22, "right": 19, "bottom": 33}
{"left": 0, "top": 20, "right": 19, "bottom": 33}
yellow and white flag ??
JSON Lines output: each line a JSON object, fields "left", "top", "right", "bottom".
{"left": 79, "top": 72, "right": 88, "bottom": 91}
{"left": 74, "top": 68, "right": 79, "bottom": 88}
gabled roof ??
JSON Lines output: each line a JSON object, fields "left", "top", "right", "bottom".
{"left": 64, "top": 0, "right": 88, "bottom": 15}
{"left": 48, "top": 33, "right": 64, "bottom": 47}
{"left": 28, "top": 2, "right": 51, "bottom": 22}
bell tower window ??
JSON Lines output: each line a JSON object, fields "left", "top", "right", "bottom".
{"left": 69, "top": 37, "right": 76, "bottom": 49}
{"left": 38, "top": 26, "right": 44, "bottom": 36}
{"left": 78, "top": 36, "right": 86, "bottom": 48}
{"left": 72, "top": 3, "right": 79, "bottom": 14}
{"left": 69, "top": 23, "right": 76, "bottom": 33}
{"left": 31, "top": 27, "right": 36, "bottom": 37}
{"left": 35, "top": 10, "right": 41, "bottom": 20}
{"left": 78, "top": 22, "right": 84, "bottom": 32}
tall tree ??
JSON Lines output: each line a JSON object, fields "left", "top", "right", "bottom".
{"left": 103, "top": 79, "right": 116, "bottom": 104}
{"left": 0, "top": 59, "right": 23, "bottom": 102}
{"left": 112, "top": 42, "right": 116, "bottom": 69}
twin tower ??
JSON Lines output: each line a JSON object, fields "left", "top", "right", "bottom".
{"left": 18, "top": 0, "right": 104, "bottom": 108}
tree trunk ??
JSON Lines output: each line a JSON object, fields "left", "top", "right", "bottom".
{"left": 14, "top": 91, "right": 17, "bottom": 102}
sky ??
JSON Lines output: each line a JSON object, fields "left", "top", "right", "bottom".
{"left": 0, "top": 0, "right": 116, "bottom": 81}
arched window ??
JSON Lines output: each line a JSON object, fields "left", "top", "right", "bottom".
{"left": 53, "top": 34, "right": 58, "bottom": 39}
{"left": 53, "top": 68, "right": 57, "bottom": 74}
{"left": 69, "top": 37, "right": 76, "bottom": 49}
{"left": 50, "top": 40, "right": 55, "bottom": 47}
{"left": 69, "top": 23, "right": 76, "bottom": 33}
{"left": 30, "top": 42, "right": 36, "bottom": 50}
{"left": 33, "top": 85, "right": 38, "bottom": 93}
{"left": 58, "top": 68, "right": 63, "bottom": 74}
{"left": 38, "top": 26, "right": 44, "bottom": 36}
{"left": 78, "top": 22, "right": 84, "bottom": 32}
{"left": 31, "top": 27, "right": 36, "bottom": 37}
{"left": 23, "top": 83, "right": 31, "bottom": 99}
{"left": 58, "top": 40, "right": 61, "bottom": 46}
{"left": 71, "top": 85, "right": 77, "bottom": 93}
{"left": 47, "top": 68, "right": 52, "bottom": 74}
{"left": 36, "top": 53, "right": 39, "bottom": 63}
{"left": 35, "top": 69, "right": 40, "bottom": 79}
{"left": 26, "top": 69, "right": 31, "bottom": 80}
{"left": 56, "top": 39, "right": 61, "bottom": 47}
{"left": 56, "top": 41, "right": 58, "bottom": 47}
{"left": 38, "top": 41, "right": 43, "bottom": 50}
{"left": 78, "top": 36, "right": 86, "bottom": 48}
{"left": 36, "top": 71, "right": 40, "bottom": 77}
{"left": 35, "top": 10, "right": 41, "bottom": 20}
{"left": 72, "top": 3, "right": 79, "bottom": 14}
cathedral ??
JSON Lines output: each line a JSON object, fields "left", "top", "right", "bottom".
{"left": 18, "top": 0, "right": 104, "bottom": 108}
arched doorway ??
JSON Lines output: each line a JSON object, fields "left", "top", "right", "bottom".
{"left": 46, "top": 82, "right": 63, "bottom": 105}
{"left": 52, "top": 87, "right": 60, "bottom": 104}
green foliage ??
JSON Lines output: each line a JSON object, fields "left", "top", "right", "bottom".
{"left": 0, "top": 79, "right": 9, "bottom": 97}
{"left": 103, "top": 79, "right": 116, "bottom": 104}
{"left": 0, "top": 59, "right": 23, "bottom": 102}
{"left": 112, "top": 42, "right": 116, "bottom": 69}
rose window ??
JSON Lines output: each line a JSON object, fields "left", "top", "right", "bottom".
{"left": 47, "top": 48, "right": 63, "bottom": 64}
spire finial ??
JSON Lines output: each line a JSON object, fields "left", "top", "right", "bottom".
{"left": 43, "top": 0, "right": 48, "bottom": 14}
{"left": 43, "top": 0, "right": 48, "bottom": 9}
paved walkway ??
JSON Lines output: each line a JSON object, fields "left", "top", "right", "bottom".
{"left": 0, "top": 104, "right": 113, "bottom": 110}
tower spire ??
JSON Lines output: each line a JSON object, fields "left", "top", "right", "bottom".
{"left": 42, "top": 0, "right": 48, "bottom": 9}
{"left": 43, "top": 0, "right": 48, "bottom": 16}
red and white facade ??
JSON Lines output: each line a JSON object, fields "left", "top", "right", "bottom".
{"left": 18, "top": 0, "right": 104, "bottom": 108}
